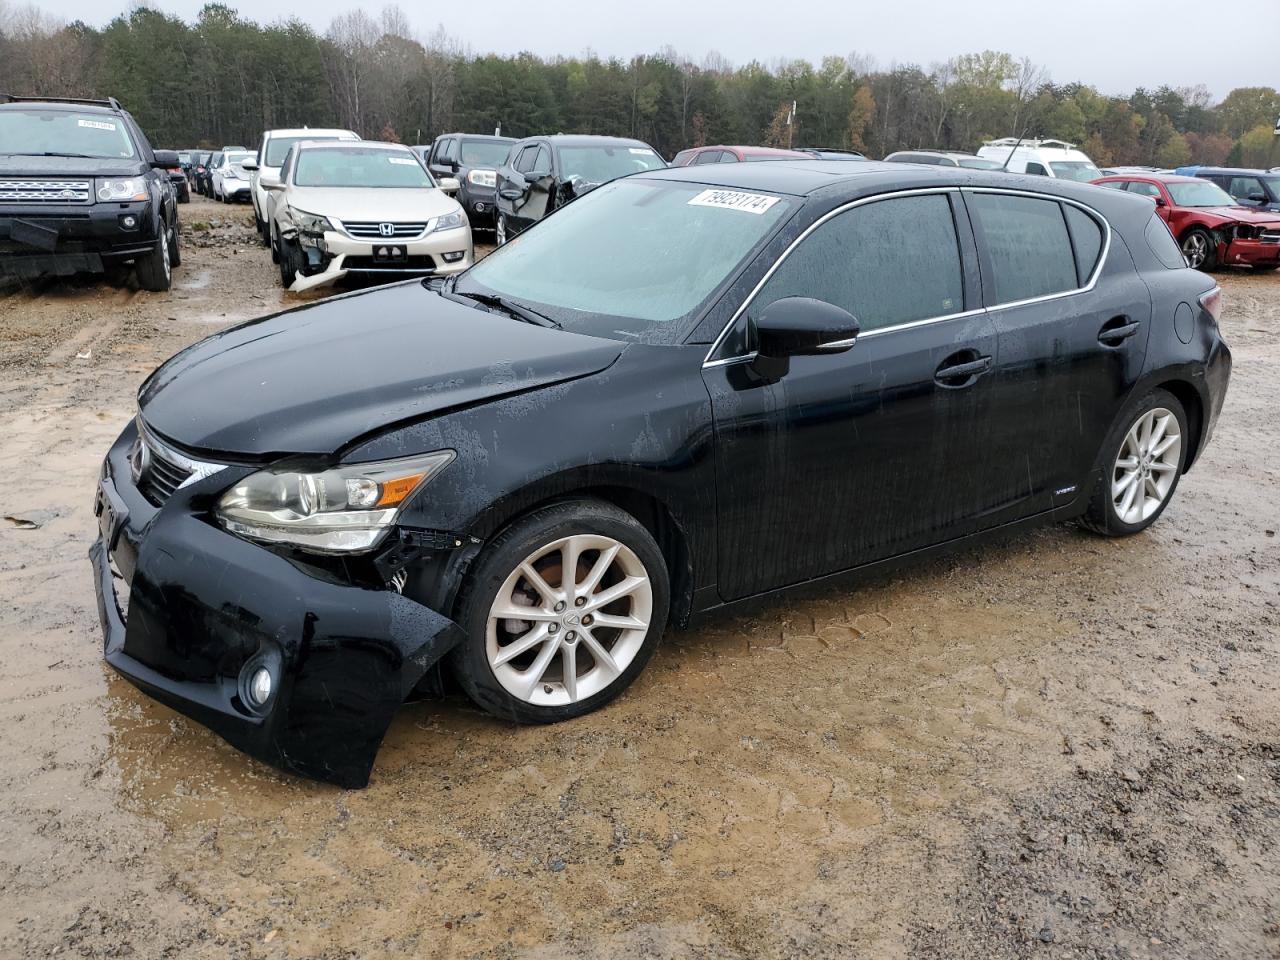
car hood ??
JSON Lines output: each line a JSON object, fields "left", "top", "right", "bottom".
{"left": 0, "top": 155, "right": 144, "bottom": 177}
{"left": 139, "top": 282, "right": 624, "bottom": 458}
{"left": 285, "top": 186, "right": 460, "bottom": 224}
{"left": 1200, "top": 205, "right": 1280, "bottom": 226}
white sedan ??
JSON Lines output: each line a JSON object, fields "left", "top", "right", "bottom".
{"left": 210, "top": 149, "right": 255, "bottom": 202}
{"left": 253, "top": 141, "right": 473, "bottom": 293}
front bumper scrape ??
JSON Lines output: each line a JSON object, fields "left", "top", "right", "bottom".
{"left": 90, "top": 483, "right": 465, "bottom": 788}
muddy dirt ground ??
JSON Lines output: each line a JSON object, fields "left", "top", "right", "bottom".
{"left": 0, "top": 195, "right": 1277, "bottom": 959}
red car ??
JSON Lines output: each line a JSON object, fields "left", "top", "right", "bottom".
{"left": 671, "top": 144, "right": 810, "bottom": 165}
{"left": 1092, "top": 173, "right": 1280, "bottom": 272}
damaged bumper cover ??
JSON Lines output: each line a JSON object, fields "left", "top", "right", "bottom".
{"left": 288, "top": 224, "right": 472, "bottom": 293}
{"left": 89, "top": 424, "right": 465, "bottom": 788}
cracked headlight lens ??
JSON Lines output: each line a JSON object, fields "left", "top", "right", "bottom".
{"left": 216, "top": 451, "right": 454, "bottom": 554}
{"left": 292, "top": 209, "right": 332, "bottom": 234}
{"left": 432, "top": 211, "right": 466, "bottom": 232}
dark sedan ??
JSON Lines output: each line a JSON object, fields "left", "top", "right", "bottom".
{"left": 91, "top": 162, "right": 1230, "bottom": 786}
{"left": 493, "top": 134, "right": 665, "bottom": 243}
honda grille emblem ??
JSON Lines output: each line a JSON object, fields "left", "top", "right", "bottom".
{"left": 378, "top": 222, "right": 395, "bottom": 237}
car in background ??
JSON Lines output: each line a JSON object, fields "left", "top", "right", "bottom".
{"left": 671, "top": 145, "right": 809, "bottom": 165}
{"left": 885, "top": 150, "right": 1002, "bottom": 170}
{"left": 189, "top": 150, "right": 212, "bottom": 195}
{"left": 162, "top": 150, "right": 190, "bottom": 203}
{"left": 201, "top": 151, "right": 223, "bottom": 196}
{"left": 92, "top": 161, "right": 1230, "bottom": 786}
{"left": 797, "top": 147, "right": 866, "bottom": 160}
{"left": 421, "top": 133, "right": 515, "bottom": 232}
{"left": 1101, "top": 166, "right": 1158, "bottom": 175}
{"left": 495, "top": 135, "right": 666, "bottom": 243}
{"left": 253, "top": 139, "right": 471, "bottom": 292}
{"left": 210, "top": 148, "right": 255, "bottom": 202}
{"left": 977, "top": 138, "right": 1101, "bottom": 182}
{"left": 0, "top": 94, "right": 180, "bottom": 290}
{"left": 1179, "top": 166, "right": 1280, "bottom": 214}
{"left": 250, "top": 127, "right": 359, "bottom": 245}
{"left": 1093, "top": 172, "right": 1280, "bottom": 271}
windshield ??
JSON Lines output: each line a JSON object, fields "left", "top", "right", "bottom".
{"left": 224, "top": 151, "right": 253, "bottom": 166}
{"left": 266, "top": 135, "right": 348, "bottom": 167}
{"left": 0, "top": 109, "right": 135, "bottom": 159}
{"left": 1167, "top": 181, "right": 1236, "bottom": 207}
{"left": 457, "top": 179, "right": 794, "bottom": 340}
{"left": 459, "top": 140, "right": 512, "bottom": 167}
{"left": 557, "top": 145, "right": 666, "bottom": 185}
{"left": 293, "top": 146, "right": 431, "bottom": 188}
{"left": 959, "top": 157, "right": 1001, "bottom": 170}
{"left": 1050, "top": 161, "right": 1103, "bottom": 182}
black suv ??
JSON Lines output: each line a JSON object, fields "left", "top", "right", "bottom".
{"left": 493, "top": 134, "right": 665, "bottom": 243}
{"left": 421, "top": 133, "right": 515, "bottom": 231}
{"left": 1184, "top": 166, "right": 1280, "bottom": 214}
{"left": 0, "top": 95, "right": 181, "bottom": 290}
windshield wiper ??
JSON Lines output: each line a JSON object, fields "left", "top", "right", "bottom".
{"left": 445, "top": 289, "right": 560, "bottom": 329}
{"left": 5, "top": 151, "right": 104, "bottom": 159}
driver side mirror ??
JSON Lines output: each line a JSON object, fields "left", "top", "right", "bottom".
{"left": 151, "top": 149, "right": 180, "bottom": 169}
{"left": 1248, "top": 192, "right": 1267, "bottom": 203}
{"left": 260, "top": 171, "right": 283, "bottom": 191}
{"left": 438, "top": 177, "right": 460, "bottom": 194}
{"left": 241, "top": 160, "right": 259, "bottom": 171}
{"left": 749, "top": 297, "right": 859, "bottom": 381}
{"left": 1152, "top": 196, "right": 1166, "bottom": 208}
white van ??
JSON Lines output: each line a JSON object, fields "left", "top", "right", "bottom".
{"left": 976, "top": 138, "right": 1102, "bottom": 183}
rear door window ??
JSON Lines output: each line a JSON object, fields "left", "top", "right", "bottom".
{"left": 751, "top": 193, "right": 964, "bottom": 334}
{"left": 1126, "top": 181, "right": 1162, "bottom": 199}
{"left": 967, "top": 192, "right": 1078, "bottom": 304}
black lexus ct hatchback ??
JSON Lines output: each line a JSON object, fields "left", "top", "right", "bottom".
{"left": 92, "top": 161, "right": 1230, "bottom": 786}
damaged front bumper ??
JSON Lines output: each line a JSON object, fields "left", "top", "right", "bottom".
{"left": 89, "top": 422, "right": 465, "bottom": 788}
{"left": 289, "top": 225, "right": 473, "bottom": 293}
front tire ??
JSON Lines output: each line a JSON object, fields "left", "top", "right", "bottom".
{"left": 135, "top": 233, "right": 172, "bottom": 292}
{"left": 449, "top": 499, "right": 670, "bottom": 724}
{"left": 278, "top": 236, "right": 299, "bottom": 288}
{"left": 1080, "top": 388, "right": 1188, "bottom": 536}
{"left": 1181, "top": 227, "right": 1217, "bottom": 271}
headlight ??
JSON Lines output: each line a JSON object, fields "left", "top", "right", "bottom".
{"left": 432, "top": 211, "right": 466, "bottom": 232}
{"left": 215, "top": 451, "right": 454, "bottom": 554}
{"left": 292, "top": 209, "right": 332, "bottom": 235}
{"left": 96, "top": 177, "right": 148, "bottom": 202}
{"left": 467, "top": 169, "right": 497, "bottom": 188}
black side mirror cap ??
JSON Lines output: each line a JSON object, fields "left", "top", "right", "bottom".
{"left": 151, "top": 149, "right": 180, "bottom": 168}
{"left": 749, "top": 297, "right": 859, "bottom": 381}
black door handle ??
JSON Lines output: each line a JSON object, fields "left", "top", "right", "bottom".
{"left": 934, "top": 355, "right": 992, "bottom": 386}
{"left": 1098, "top": 316, "right": 1140, "bottom": 345}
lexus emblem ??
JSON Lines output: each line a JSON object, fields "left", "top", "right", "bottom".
{"left": 129, "top": 437, "right": 150, "bottom": 485}
{"left": 378, "top": 222, "right": 395, "bottom": 237}
{"left": 564, "top": 613, "right": 580, "bottom": 625}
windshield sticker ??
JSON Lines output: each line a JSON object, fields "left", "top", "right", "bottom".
{"left": 78, "top": 119, "right": 116, "bottom": 131}
{"left": 387, "top": 156, "right": 417, "bottom": 165}
{"left": 629, "top": 148, "right": 656, "bottom": 156}
{"left": 687, "top": 189, "right": 781, "bottom": 214}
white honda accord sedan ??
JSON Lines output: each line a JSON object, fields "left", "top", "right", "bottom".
{"left": 252, "top": 140, "right": 473, "bottom": 292}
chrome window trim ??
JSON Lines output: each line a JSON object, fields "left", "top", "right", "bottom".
{"left": 701, "top": 185, "right": 1113, "bottom": 368}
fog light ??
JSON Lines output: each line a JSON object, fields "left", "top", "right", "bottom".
{"left": 442, "top": 251, "right": 464, "bottom": 263}
{"left": 248, "top": 667, "right": 273, "bottom": 705}
{"left": 119, "top": 214, "right": 138, "bottom": 229}
{"left": 474, "top": 202, "right": 486, "bottom": 213}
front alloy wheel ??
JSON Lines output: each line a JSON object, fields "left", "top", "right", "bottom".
{"left": 486, "top": 534, "right": 653, "bottom": 707}
{"left": 1181, "top": 228, "right": 1216, "bottom": 270}
{"left": 496, "top": 212, "right": 508, "bottom": 246}
{"left": 450, "top": 499, "right": 669, "bottom": 723}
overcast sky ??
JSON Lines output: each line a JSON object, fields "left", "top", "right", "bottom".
{"left": 48, "top": 0, "right": 1266, "bottom": 100}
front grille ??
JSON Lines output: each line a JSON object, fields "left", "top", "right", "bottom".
{"left": 132, "top": 423, "right": 226, "bottom": 508}
{"left": 0, "top": 179, "right": 92, "bottom": 204}
{"left": 1260, "top": 230, "right": 1279, "bottom": 244}
{"left": 342, "top": 221, "right": 429, "bottom": 239}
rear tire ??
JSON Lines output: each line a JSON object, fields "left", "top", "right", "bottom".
{"left": 448, "top": 499, "right": 670, "bottom": 724}
{"left": 167, "top": 220, "right": 181, "bottom": 268}
{"left": 1180, "top": 227, "right": 1217, "bottom": 271}
{"left": 1079, "top": 388, "right": 1188, "bottom": 537}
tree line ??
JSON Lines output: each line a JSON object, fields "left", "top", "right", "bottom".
{"left": 2, "top": 1, "right": 1278, "bottom": 168}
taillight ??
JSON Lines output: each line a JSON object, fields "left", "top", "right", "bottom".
{"left": 1199, "top": 287, "right": 1223, "bottom": 325}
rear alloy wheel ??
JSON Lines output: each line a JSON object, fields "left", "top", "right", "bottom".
{"left": 1081, "top": 389, "right": 1187, "bottom": 536}
{"left": 450, "top": 500, "right": 669, "bottom": 723}
{"left": 1181, "top": 227, "right": 1217, "bottom": 271}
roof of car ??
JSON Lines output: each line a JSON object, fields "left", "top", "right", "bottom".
{"left": 0, "top": 100, "right": 118, "bottom": 114}
{"left": 638, "top": 159, "right": 1141, "bottom": 207}
{"left": 437, "top": 132, "right": 515, "bottom": 142}
{"left": 888, "top": 150, "right": 980, "bottom": 159}
{"left": 294, "top": 139, "right": 409, "bottom": 152}
{"left": 700, "top": 145, "right": 809, "bottom": 156}
{"left": 1096, "top": 172, "right": 1199, "bottom": 184}
{"left": 1184, "top": 166, "right": 1276, "bottom": 176}
{"left": 516, "top": 135, "right": 656, "bottom": 148}
{"left": 264, "top": 128, "right": 357, "bottom": 139}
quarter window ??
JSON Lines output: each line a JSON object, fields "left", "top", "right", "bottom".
{"left": 968, "top": 193, "right": 1078, "bottom": 304}
{"left": 1063, "top": 204, "right": 1105, "bottom": 285}
{"left": 750, "top": 193, "right": 965, "bottom": 335}
{"left": 1025, "top": 161, "right": 1048, "bottom": 176}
